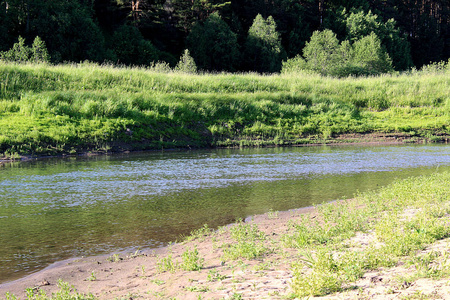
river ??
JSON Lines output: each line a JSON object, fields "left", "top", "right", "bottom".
{"left": 1, "top": 144, "right": 449, "bottom": 283}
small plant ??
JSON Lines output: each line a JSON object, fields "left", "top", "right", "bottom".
{"left": 16, "top": 279, "right": 96, "bottom": 300}
{"left": 175, "top": 49, "right": 197, "bottom": 74}
{"left": 0, "top": 36, "right": 50, "bottom": 63}
{"left": 181, "top": 246, "right": 204, "bottom": 271}
{"left": 149, "top": 61, "right": 172, "bottom": 73}
{"left": 185, "top": 285, "right": 209, "bottom": 292}
{"left": 106, "top": 253, "right": 122, "bottom": 262}
{"left": 222, "top": 220, "right": 269, "bottom": 260}
{"left": 139, "top": 265, "right": 146, "bottom": 276}
{"left": 184, "top": 224, "right": 212, "bottom": 242}
{"left": 150, "top": 279, "right": 165, "bottom": 286}
{"left": 128, "top": 248, "right": 143, "bottom": 258}
{"left": 157, "top": 254, "right": 178, "bottom": 273}
{"left": 267, "top": 209, "right": 279, "bottom": 219}
{"left": 86, "top": 271, "right": 97, "bottom": 281}
{"left": 230, "top": 293, "right": 243, "bottom": 300}
{"left": 207, "top": 269, "right": 227, "bottom": 282}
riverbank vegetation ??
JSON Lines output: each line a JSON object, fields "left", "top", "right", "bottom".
{"left": 2, "top": 172, "right": 450, "bottom": 299}
{"left": 0, "top": 60, "right": 449, "bottom": 158}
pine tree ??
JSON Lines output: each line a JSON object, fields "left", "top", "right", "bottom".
{"left": 175, "top": 49, "right": 197, "bottom": 73}
{"left": 31, "top": 36, "right": 50, "bottom": 63}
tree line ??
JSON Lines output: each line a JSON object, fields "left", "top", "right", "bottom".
{"left": 0, "top": 0, "right": 448, "bottom": 73}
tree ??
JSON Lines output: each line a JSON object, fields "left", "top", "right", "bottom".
{"left": 284, "top": 29, "right": 392, "bottom": 77}
{"left": 351, "top": 32, "right": 393, "bottom": 74}
{"left": 244, "top": 14, "right": 285, "bottom": 73}
{"left": 302, "top": 29, "right": 340, "bottom": 75}
{"left": 1, "top": 35, "right": 50, "bottom": 63}
{"left": 0, "top": 1, "right": 10, "bottom": 52}
{"left": 3, "top": 0, "right": 107, "bottom": 62}
{"left": 344, "top": 10, "right": 412, "bottom": 70}
{"left": 110, "top": 25, "right": 159, "bottom": 66}
{"left": 31, "top": 36, "right": 49, "bottom": 62}
{"left": 171, "top": 0, "right": 231, "bottom": 33}
{"left": 175, "top": 49, "right": 197, "bottom": 73}
{"left": 186, "top": 12, "right": 239, "bottom": 72}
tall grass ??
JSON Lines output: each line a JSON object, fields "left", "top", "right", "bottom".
{"left": 0, "top": 61, "right": 448, "bottom": 156}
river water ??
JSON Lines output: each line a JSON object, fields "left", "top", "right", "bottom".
{"left": 1, "top": 144, "right": 450, "bottom": 283}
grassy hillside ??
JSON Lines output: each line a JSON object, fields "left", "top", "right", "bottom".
{"left": 0, "top": 61, "right": 449, "bottom": 157}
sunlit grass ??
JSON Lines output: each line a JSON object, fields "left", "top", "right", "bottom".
{"left": 0, "top": 61, "right": 449, "bottom": 156}
{"left": 288, "top": 172, "right": 450, "bottom": 297}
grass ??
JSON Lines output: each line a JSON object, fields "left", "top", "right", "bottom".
{"left": 222, "top": 220, "right": 269, "bottom": 260}
{"left": 0, "top": 61, "right": 449, "bottom": 157}
{"left": 287, "top": 172, "right": 450, "bottom": 297}
{"left": 156, "top": 246, "right": 204, "bottom": 272}
{"left": 4, "top": 280, "right": 94, "bottom": 300}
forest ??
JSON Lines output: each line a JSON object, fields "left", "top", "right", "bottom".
{"left": 0, "top": 0, "right": 449, "bottom": 73}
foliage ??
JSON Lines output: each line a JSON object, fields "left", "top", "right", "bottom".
{"left": 281, "top": 55, "right": 308, "bottom": 74}
{"left": 285, "top": 29, "right": 393, "bottom": 76}
{"left": 110, "top": 25, "right": 160, "bottom": 66}
{"left": 1, "top": 36, "right": 50, "bottom": 63}
{"left": 244, "top": 14, "right": 286, "bottom": 73}
{"left": 302, "top": 29, "right": 340, "bottom": 75}
{"left": 0, "top": 36, "right": 30, "bottom": 62}
{"left": 175, "top": 49, "right": 197, "bottom": 73}
{"left": 0, "top": 0, "right": 448, "bottom": 71}
{"left": 31, "top": 37, "right": 50, "bottom": 63}
{"left": 5, "top": 0, "right": 106, "bottom": 62}
{"left": 156, "top": 254, "right": 178, "bottom": 273}
{"left": 222, "top": 220, "right": 269, "bottom": 260}
{"left": 181, "top": 246, "right": 204, "bottom": 271}
{"left": 186, "top": 12, "right": 239, "bottom": 72}
{"left": 344, "top": 9, "right": 413, "bottom": 70}
{"left": 351, "top": 32, "right": 393, "bottom": 74}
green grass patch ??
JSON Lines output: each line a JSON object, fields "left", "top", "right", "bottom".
{"left": 288, "top": 172, "right": 450, "bottom": 298}
{"left": 0, "top": 61, "right": 449, "bottom": 156}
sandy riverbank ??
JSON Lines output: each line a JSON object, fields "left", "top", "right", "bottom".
{"left": 2, "top": 199, "right": 450, "bottom": 300}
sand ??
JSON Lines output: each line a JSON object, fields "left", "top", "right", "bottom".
{"left": 1, "top": 205, "right": 450, "bottom": 299}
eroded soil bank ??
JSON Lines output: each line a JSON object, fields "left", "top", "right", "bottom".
{"left": 2, "top": 132, "right": 449, "bottom": 164}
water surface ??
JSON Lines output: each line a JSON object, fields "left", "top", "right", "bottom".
{"left": 1, "top": 144, "right": 449, "bottom": 283}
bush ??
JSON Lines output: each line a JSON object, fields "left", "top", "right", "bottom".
{"left": 281, "top": 55, "right": 308, "bottom": 74}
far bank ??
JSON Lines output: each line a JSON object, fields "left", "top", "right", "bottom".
{"left": 0, "top": 62, "right": 449, "bottom": 160}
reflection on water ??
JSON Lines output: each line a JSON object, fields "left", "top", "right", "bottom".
{"left": 0, "top": 144, "right": 449, "bottom": 283}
